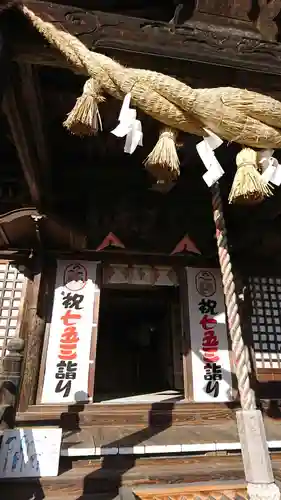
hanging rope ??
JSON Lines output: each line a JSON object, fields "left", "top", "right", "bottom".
{"left": 211, "top": 182, "right": 256, "bottom": 410}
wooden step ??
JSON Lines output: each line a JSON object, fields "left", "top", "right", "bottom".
{"left": 2, "top": 453, "right": 281, "bottom": 498}
{"left": 4, "top": 451, "right": 281, "bottom": 498}
{"left": 13, "top": 411, "right": 281, "bottom": 459}
{"left": 0, "top": 454, "right": 250, "bottom": 497}
{"left": 60, "top": 422, "right": 241, "bottom": 456}
{"left": 16, "top": 402, "right": 237, "bottom": 427}
{"left": 14, "top": 485, "right": 249, "bottom": 500}
{"left": 133, "top": 481, "right": 248, "bottom": 499}
{"left": 59, "top": 418, "right": 281, "bottom": 457}
{"left": 36, "top": 496, "right": 114, "bottom": 500}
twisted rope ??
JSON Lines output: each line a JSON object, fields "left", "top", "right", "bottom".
{"left": 18, "top": 5, "right": 281, "bottom": 150}
{"left": 211, "top": 183, "right": 256, "bottom": 410}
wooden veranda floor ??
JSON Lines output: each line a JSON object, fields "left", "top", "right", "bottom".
{"left": 3, "top": 453, "right": 281, "bottom": 499}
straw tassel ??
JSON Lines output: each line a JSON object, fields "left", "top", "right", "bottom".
{"left": 144, "top": 127, "right": 180, "bottom": 182}
{"left": 64, "top": 78, "right": 104, "bottom": 136}
{"left": 228, "top": 147, "right": 273, "bottom": 204}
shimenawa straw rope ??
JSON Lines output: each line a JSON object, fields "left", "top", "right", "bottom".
{"left": 18, "top": 4, "right": 281, "bottom": 202}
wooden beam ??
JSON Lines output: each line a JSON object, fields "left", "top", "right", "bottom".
{"left": 0, "top": 207, "right": 40, "bottom": 224}
{"left": 18, "top": 63, "right": 49, "bottom": 185}
{"left": 69, "top": 230, "right": 87, "bottom": 251}
{"left": 18, "top": 258, "right": 47, "bottom": 411}
{"left": 6, "top": 0, "right": 281, "bottom": 78}
{"left": 0, "top": 225, "right": 10, "bottom": 245}
{"left": 0, "top": 338, "right": 25, "bottom": 430}
{"left": 11, "top": 44, "right": 281, "bottom": 103}
{"left": 2, "top": 66, "right": 42, "bottom": 206}
{"left": 0, "top": 29, "right": 11, "bottom": 99}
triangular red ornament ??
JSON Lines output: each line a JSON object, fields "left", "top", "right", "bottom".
{"left": 171, "top": 235, "right": 201, "bottom": 255}
{"left": 96, "top": 232, "right": 125, "bottom": 251}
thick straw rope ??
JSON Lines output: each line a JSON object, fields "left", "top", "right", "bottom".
{"left": 212, "top": 183, "right": 256, "bottom": 410}
{"left": 20, "top": 5, "right": 281, "bottom": 150}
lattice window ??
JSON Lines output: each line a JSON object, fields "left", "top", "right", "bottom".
{"left": 0, "top": 261, "right": 26, "bottom": 360}
{"left": 249, "top": 276, "right": 281, "bottom": 369}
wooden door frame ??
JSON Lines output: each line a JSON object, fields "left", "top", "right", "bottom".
{"left": 177, "top": 267, "right": 193, "bottom": 401}
{"left": 95, "top": 263, "right": 184, "bottom": 400}
{"left": 23, "top": 258, "right": 189, "bottom": 408}
{"left": 18, "top": 256, "right": 52, "bottom": 411}
{"left": 88, "top": 263, "right": 101, "bottom": 401}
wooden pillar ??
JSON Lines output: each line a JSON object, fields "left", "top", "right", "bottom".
{"left": 0, "top": 338, "right": 25, "bottom": 431}
{"left": 18, "top": 258, "right": 52, "bottom": 412}
{"left": 178, "top": 268, "right": 193, "bottom": 401}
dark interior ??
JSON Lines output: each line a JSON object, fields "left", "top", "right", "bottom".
{"left": 94, "top": 287, "right": 178, "bottom": 401}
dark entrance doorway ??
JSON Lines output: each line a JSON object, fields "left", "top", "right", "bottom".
{"left": 93, "top": 287, "right": 183, "bottom": 403}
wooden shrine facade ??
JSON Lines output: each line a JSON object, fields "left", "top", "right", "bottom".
{"left": 2, "top": 0, "right": 281, "bottom": 422}
{"left": 2, "top": 251, "right": 281, "bottom": 417}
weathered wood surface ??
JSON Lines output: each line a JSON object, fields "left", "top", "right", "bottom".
{"left": 15, "top": 402, "right": 281, "bottom": 438}
{"left": 255, "top": 0, "right": 281, "bottom": 42}
{"left": 14, "top": 400, "right": 281, "bottom": 454}
{"left": 0, "top": 453, "right": 254, "bottom": 497}
{"left": 60, "top": 422, "right": 240, "bottom": 450}
{"left": 16, "top": 401, "right": 238, "bottom": 426}
{"left": 0, "top": 338, "right": 24, "bottom": 431}
{"left": 133, "top": 481, "right": 248, "bottom": 500}
{"left": 17, "top": 63, "right": 50, "bottom": 191}
{"left": 3, "top": 452, "right": 281, "bottom": 499}
{"left": 2, "top": 66, "right": 42, "bottom": 206}
{"left": 2, "top": 63, "right": 49, "bottom": 209}
{"left": 5, "top": 0, "right": 281, "bottom": 77}
{"left": 18, "top": 258, "right": 50, "bottom": 411}
{"left": 58, "top": 418, "right": 281, "bottom": 452}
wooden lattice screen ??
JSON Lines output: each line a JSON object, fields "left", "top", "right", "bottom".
{"left": 249, "top": 276, "right": 281, "bottom": 373}
{"left": 0, "top": 261, "right": 26, "bottom": 360}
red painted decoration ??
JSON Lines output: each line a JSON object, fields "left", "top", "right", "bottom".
{"left": 96, "top": 232, "right": 125, "bottom": 251}
{"left": 171, "top": 235, "right": 201, "bottom": 255}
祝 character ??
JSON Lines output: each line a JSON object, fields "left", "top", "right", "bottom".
{"left": 63, "top": 263, "right": 87, "bottom": 292}
{"left": 195, "top": 271, "right": 216, "bottom": 297}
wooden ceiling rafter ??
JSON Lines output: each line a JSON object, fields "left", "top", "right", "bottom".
{"left": 0, "top": 225, "right": 10, "bottom": 245}
{"left": 18, "top": 63, "right": 50, "bottom": 187}
{"left": 2, "top": 64, "right": 45, "bottom": 207}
